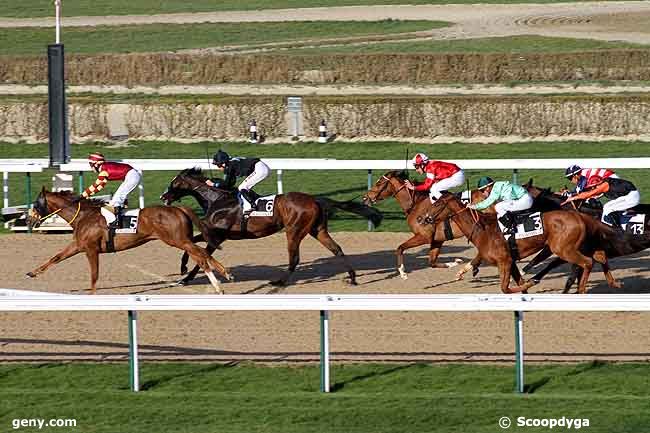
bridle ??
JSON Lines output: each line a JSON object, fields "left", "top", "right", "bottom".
{"left": 30, "top": 194, "right": 82, "bottom": 226}
{"left": 366, "top": 175, "right": 416, "bottom": 213}
{"left": 428, "top": 194, "right": 482, "bottom": 242}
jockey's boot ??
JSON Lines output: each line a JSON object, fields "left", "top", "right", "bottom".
{"left": 498, "top": 212, "right": 516, "bottom": 235}
{"left": 110, "top": 206, "right": 123, "bottom": 229}
{"left": 608, "top": 211, "right": 624, "bottom": 230}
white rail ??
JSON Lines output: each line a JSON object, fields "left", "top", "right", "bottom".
{"left": 2, "top": 293, "right": 650, "bottom": 393}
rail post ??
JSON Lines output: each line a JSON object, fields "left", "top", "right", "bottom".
{"left": 3, "top": 172, "right": 8, "bottom": 209}
{"left": 514, "top": 311, "right": 524, "bottom": 393}
{"left": 320, "top": 310, "right": 330, "bottom": 393}
{"left": 128, "top": 310, "right": 139, "bottom": 392}
{"left": 25, "top": 173, "right": 32, "bottom": 233}
{"left": 78, "top": 171, "right": 84, "bottom": 195}
{"left": 367, "top": 169, "right": 373, "bottom": 232}
{"left": 277, "top": 169, "right": 283, "bottom": 194}
{"left": 512, "top": 169, "right": 519, "bottom": 185}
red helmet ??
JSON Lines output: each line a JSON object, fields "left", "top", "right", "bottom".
{"left": 412, "top": 153, "right": 429, "bottom": 168}
{"left": 586, "top": 175, "right": 604, "bottom": 188}
{"left": 88, "top": 153, "right": 105, "bottom": 168}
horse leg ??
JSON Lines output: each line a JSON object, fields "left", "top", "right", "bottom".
{"left": 272, "top": 229, "right": 309, "bottom": 287}
{"left": 511, "top": 262, "right": 535, "bottom": 294}
{"left": 180, "top": 233, "right": 204, "bottom": 275}
{"left": 601, "top": 259, "right": 622, "bottom": 289}
{"left": 85, "top": 249, "right": 100, "bottom": 294}
{"left": 27, "top": 242, "right": 81, "bottom": 278}
{"left": 522, "top": 245, "right": 552, "bottom": 274}
{"left": 563, "top": 265, "right": 582, "bottom": 294}
{"left": 179, "top": 241, "right": 222, "bottom": 285}
{"left": 395, "top": 234, "right": 429, "bottom": 280}
{"left": 311, "top": 229, "right": 357, "bottom": 285}
{"left": 498, "top": 260, "right": 515, "bottom": 294}
{"left": 456, "top": 255, "right": 482, "bottom": 281}
{"left": 164, "top": 239, "right": 229, "bottom": 294}
{"left": 529, "top": 257, "right": 566, "bottom": 284}
{"left": 554, "top": 250, "right": 593, "bottom": 294}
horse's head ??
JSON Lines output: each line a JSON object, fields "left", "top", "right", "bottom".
{"left": 362, "top": 170, "right": 409, "bottom": 206}
{"left": 26, "top": 187, "right": 49, "bottom": 229}
{"left": 160, "top": 168, "right": 206, "bottom": 205}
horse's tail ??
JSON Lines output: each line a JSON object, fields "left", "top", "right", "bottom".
{"left": 315, "top": 197, "right": 383, "bottom": 228}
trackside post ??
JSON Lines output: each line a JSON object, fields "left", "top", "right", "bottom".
{"left": 320, "top": 310, "right": 330, "bottom": 392}
{"left": 128, "top": 310, "right": 140, "bottom": 392}
{"left": 514, "top": 311, "right": 524, "bottom": 393}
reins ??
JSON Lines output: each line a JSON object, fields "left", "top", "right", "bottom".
{"left": 37, "top": 202, "right": 82, "bottom": 225}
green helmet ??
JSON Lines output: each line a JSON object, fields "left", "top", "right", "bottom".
{"left": 477, "top": 176, "right": 495, "bottom": 190}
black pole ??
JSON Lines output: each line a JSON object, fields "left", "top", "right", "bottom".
{"left": 48, "top": 44, "right": 69, "bottom": 168}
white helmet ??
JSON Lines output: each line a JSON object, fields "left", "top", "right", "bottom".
{"left": 412, "top": 153, "right": 429, "bottom": 168}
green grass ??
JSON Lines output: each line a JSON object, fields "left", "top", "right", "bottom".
{"left": 0, "top": 362, "right": 649, "bottom": 432}
{"left": 0, "top": 20, "right": 448, "bottom": 56}
{"left": 281, "top": 35, "right": 648, "bottom": 55}
{"left": 2, "top": 140, "right": 650, "bottom": 232}
{"left": 0, "top": 0, "right": 630, "bottom": 18}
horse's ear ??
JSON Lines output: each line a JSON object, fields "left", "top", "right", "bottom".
{"left": 399, "top": 170, "right": 409, "bottom": 180}
{"left": 526, "top": 178, "right": 533, "bottom": 188}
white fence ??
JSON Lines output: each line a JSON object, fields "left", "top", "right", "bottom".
{"left": 2, "top": 292, "right": 650, "bottom": 393}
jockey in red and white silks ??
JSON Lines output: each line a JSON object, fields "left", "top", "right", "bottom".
{"left": 406, "top": 153, "right": 465, "bottom": 202}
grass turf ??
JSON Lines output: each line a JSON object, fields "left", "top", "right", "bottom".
{"left": 0, "top": 362, "right": 649, "bottom": 432}
{"left": 1, "top": 0, "right": 631, "bottom": 18}
{"left": 2, "top": 140, "right": 650, "bottom": 232}
{"left": 280, "top": 35, "right": 647, "bottom": 55}
{"left": 0, "top": 20, "right": 448, "bottom": 56}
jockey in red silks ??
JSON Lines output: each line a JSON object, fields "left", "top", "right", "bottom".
{"left": 405, "top": 153, "right": 465, "bottom": 203}
{"left": 82, "top": 153, "right": 141, "bottom": 227}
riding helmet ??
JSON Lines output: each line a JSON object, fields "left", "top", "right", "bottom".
{"left": 88, "top": 152, "right": 105, "bottom": 168}
{"left": 565, "top": 165, "right": 582, "bottom": 178}
{"left": 477, "top": 176, "right": 495, "bottom": 190}
{"left": 412, "top": 153, "right": 429, "bottom": 168}
{"left": 212, "top": 150, "right": 230, "bottom": 167}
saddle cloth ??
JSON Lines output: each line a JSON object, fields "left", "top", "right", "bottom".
{"left": 621, "top": 212, "right": 645, "bottom": 235}
{"left": 244, "top": 195, "right": 276, "bottom": 217}
{"left": 100, "top": 207, "right": 140, "bottom": 233}
{"left": 498, "top": 210, "right": 544, "bottom": 240}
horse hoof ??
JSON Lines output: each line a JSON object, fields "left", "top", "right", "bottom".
{"left": 399, "top": 273, "right": 408, "bottom": 281}
{"left": 175, "top": 278, "right": 189, "bottom": 286}
{"left": 346, "top": 278, "right": 358, "bottom": 286}
{"left": 226, "top": 273, "right": 235, "bottom": 282}
{"left": 180, "top": 266, "right": 188, "bottom": 275}
{"left": 471, "top": 267, "right": 480, "bottom": 278}
{"left": 26, "top": 272, "right": 36, "bottom": 279}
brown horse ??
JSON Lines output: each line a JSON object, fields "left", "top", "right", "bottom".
{"left": 362, "top": 170, "right": 489, "bottom": 279}
{"left": 428, "top": 193, "right": 606, "bottom": 294}
{"left": 160, "top": 168, "right": 382, "bottom": 287}
{"left": 26, "top": 188, "right": 231, "bottom": 294}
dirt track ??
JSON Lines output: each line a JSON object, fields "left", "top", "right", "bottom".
{"left": 2, "top": 232, "right": 650, "bottom": 363}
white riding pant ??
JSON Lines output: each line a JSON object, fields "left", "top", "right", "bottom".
{"left": 495, "top": 193, "right": 534, "bottom": 218}
{"left": 602, "top": 190, "right": 640, "bottom": 222}
{"left": 238, "top": 161, "right": 270, "bottom": 191}
{"left": 109, "top": 169, "right": 141, "bottom": 208}
{"left": 430, "top": 170, "right": 465, "bottom": 202}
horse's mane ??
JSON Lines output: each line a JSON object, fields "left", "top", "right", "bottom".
{"left": 50, "top": 190, "right": 106, "bottom": 208}
{"left": 180, "top": 167, "right": 208, "bottom": 180}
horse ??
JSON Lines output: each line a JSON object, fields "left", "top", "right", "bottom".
{"left": 522, "top": 180, "right": 650, "bottom": 291}
{"left": 160, "top": 168, "right": 383, "bottom": 287}
{"left": 26, "top": 188, "right": 231, "bottom": 294}
{"left": 427, "top": 193, "right": 607, "bottom": 294}
{"left": 361, "top": 170, "right": 488, "bottom": 279}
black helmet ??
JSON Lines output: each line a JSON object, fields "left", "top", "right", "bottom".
{"left": 212, "top": 150, "right": 230, "bottom": 167}
{"left": 565, "top": 165, "right": 581, "bottom": 178}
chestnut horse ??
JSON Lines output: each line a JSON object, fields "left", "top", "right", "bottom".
{"left": 362, "top": 170, "right": 489, "bottom": 280}
{"left": 160, "top": 168, "right": 382, "bottom": 287}
{"left": 428, "top": 193, "right": 606, "bottom": 294}
{"left": 26, "top": 188, "right": 231, "bottom": 294}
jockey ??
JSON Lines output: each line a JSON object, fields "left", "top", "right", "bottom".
{"left": 468, "top": 176, "right": 533, "bottom": 234}
{"left": 563, "top": 175, "right": 640, "bottom": 228}
{"left": 564, "top": 164, "right": 618, "bottom": 195}
{"left": 82, "top": 153, "right": 141, "bottom": 228}
{"left": 405, "top": 153, "right": 464, "bottom": 203}
{"left": 206, "top": 149, "right": 270, "bottom": 214}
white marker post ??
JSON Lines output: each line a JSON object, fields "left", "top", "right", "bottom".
{"left": 54, "top": 0, "right": 61, "bottom": 44}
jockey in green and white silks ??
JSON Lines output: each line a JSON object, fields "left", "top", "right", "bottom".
{"left": 468, "top": 176, "right": 533, "bottom": 232}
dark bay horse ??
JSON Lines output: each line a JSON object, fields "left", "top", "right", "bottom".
{"left": 362, "top": 170, "right": 488, "bottom": 279}
{"left": 428, "top": 193, "right": 607, "bottom": 294}
{"left": 26, "top": 188, "right": 231, "bottom": 294}
{"left": 160, "top": 168, "right": 382, "bottom": 287}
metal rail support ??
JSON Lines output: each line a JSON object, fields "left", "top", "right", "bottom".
{"left": 320, "top": 310, "right": 330, "bottom": 393}
{"left": 3, "top": 172, "right": 8, "bottom": 209}
{"left": 514, "top": 311, "right": 524, "bottom": 393}
{"left": 78, "top": 171, "right": 84, "bottom": 195}
{"left": 128, "top": 310, "right": 139, "bottom": 392}
{"left": 277, "top": 169, "right": 283, "bottom": 195}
